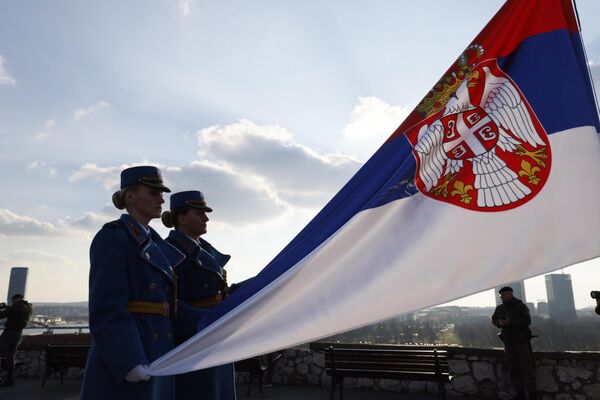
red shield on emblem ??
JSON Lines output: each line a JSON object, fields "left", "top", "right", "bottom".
{"left": 441, "top": 107, "right": 499, "bottom": 160}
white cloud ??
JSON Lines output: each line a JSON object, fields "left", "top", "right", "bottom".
{"left": 33, "top": 119, "right": 56, "bottom": 141}
{"left": 0, "top": 208, "right": 116, "bottom": 238}
{"left": 26, "top": 161, "right": 58, "bottom": 176}
{"left": 70, "top": 160, "right": 289, "bottom": 225}
{"left": 59, "top": 210, "right": 119, "bottom": 234}
{"left": 0, "top": 54, "right": 16, "bottom": 86}
{"left": 166, "top": 161, "right": 288, "bottom": 223}
{"left": 0, "top": 209, "right": 61, "bottom": 237}
{"left": 197, "top": 119, "right": 362, "bottom": 208}
{"left": 74, "top": 128, "right": 352, "bottom": 219}
{"left": 179, "top": 0, "right": 194, "bottom": 17}
{"left": 72, "top": 101, "right": 110, "bottom": 121}
{"left": 69, "top": 163, "right": 123, "bottom": 190}
{"left": 68, "top": 118, "right": 363, "bottom": 225}
{"left": 1, "top": 249, "right": 79, "bottom": 269}
{"left": 343, "top": 96, "right": 410, "bottom": 142}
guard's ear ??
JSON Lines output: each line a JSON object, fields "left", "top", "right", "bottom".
{"left": 124, "top": 188, "right": 137, "bottom": 205}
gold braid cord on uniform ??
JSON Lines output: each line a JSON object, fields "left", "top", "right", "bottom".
{"left": 127, "top": 301, "right": 171, "bottom": 317}
{"left": 189, "top": 294, "right": 222, "bottom": 308}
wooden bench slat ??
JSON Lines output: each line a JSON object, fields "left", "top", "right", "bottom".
{"left": 326, "top": 363, "right": 449, "bottom": 373}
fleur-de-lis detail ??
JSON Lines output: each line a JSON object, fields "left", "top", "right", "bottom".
{"left": 519, "top": 160, "right": 541, "bottom": 185}
{"left": 450, "top": 180, "right": 473, "bottom": 204}
{"left": 515, "top": 145, "right": 548, "bottom": 167}
{"left": 432, "top": 173, "right": 457, "bottom": 198}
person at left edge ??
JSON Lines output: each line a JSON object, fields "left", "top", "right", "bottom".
{"left": 80, "top": 166, "right": 185, "bottom": 400}
{"left": 0, "top": 293, "right": 32, "bottom": 387}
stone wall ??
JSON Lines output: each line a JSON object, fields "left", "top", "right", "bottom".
{"left": 12, "top": 333, "right": 90, "bottom": 380}
{"left": 11, "top": 335, "right": 600, "bottom": 399}
{"left": 266, "top": 344, "right": 600, "bottom": 399}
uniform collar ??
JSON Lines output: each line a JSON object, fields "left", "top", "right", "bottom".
{"left": 167, "top": 229, "right": 200, "bottom": 255}
{"left": 120, "top": 214, "right": 151, "bottom": 246}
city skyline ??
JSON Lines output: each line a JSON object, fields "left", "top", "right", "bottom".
{"left": 1, "top": 1, "right": 599, "bottom": 308}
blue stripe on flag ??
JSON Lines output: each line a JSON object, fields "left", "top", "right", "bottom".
{"left": 499, "top": 29, "right": 600, "bottom": 134}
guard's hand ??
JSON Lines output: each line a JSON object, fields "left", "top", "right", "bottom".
{"left": 125, "top": 364, "right": 151, "bottom": 382}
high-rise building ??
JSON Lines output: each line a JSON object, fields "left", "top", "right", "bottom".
{"left": 545, "top": 273, "right": 576, "bottom": 321}
{"left": 7, "top": 267, "right": 29, "bottom": 303}
{"left": 495, "top": 280, "right": 526, "bottom": 305}
{"left": 537, "top": 301, "right": 549, "bottom": 318}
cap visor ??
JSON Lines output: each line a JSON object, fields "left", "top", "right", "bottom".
{"left": 189, "top": 204, "right": 213, "bottom": 212}
{"left": 144, "top": 182, "right": 171, "bottom": 192}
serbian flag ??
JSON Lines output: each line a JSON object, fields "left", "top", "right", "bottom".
{"left": 150, "top": 0, "right": 600, "bottom": 374}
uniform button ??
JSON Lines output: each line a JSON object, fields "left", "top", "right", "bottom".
{"left": 154, "top": 333, "right": 159, "bottom": 341}
{"left": 145, "top": 252, "right": 150, "bottom": 260}
{"left": 148, "top": 282, "right": 156, "bottom": 291}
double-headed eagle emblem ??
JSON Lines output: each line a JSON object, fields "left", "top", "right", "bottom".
{"left": 406, "top": 58, "right": 551, "bottom": 211}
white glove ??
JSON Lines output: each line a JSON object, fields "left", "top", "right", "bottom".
{"left": 125, "top": 364, "right": 151, "bottom": 382}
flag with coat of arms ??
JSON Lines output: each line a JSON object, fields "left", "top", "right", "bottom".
{"left": 150, "top": 0, "right": 600, "bottom": 375}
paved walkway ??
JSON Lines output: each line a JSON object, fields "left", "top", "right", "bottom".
{"left": 0, "top": 379, "right": 444, "bottom": 400}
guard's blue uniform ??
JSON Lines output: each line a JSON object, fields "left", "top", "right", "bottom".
{"left": 81, "top": 214, "right": 184, "bottom": 400}
{"left": 167, "top": 229, "right": 237, "bottom": 400}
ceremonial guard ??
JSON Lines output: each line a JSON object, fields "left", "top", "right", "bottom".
{"left": 161, "top": 190, "right": 236, "bottom": 400}
{"left": 81, "top": 166, "right": 184, "bottom": 400}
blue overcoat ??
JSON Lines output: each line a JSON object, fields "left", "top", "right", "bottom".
{"left": 167, "top": 230, "right": 237, "bottom": 400}
{"left": 81, "top": 214, "right": 184, "bottom": 400}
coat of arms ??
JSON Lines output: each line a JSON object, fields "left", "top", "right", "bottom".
{"left": 405, "top": 49, "right": 551, "bottom": 211}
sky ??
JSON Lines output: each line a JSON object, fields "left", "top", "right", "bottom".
{"left": 0, "top": 1, "right": 599, "bottom": 309}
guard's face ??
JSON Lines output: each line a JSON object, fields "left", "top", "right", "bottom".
{"left": 182, "top": 208, "right": 209, "bottom": 237}
{"left": 499, "top": 291, "right": 513, "bottom": 303}
{"left": 128, "top": 185, "right": 165, "bottom": 220}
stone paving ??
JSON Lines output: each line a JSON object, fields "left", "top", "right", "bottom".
{"left": 0, "top": 379, "right": 446, "bottom": 400}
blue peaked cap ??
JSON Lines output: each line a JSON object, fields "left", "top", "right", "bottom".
{"left": 120, "top": 166, "right": 170, "bottom": 192}
{"left": 170, "top": 190, "right": 213, "bottom": 212}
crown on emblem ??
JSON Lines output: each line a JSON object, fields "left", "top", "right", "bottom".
{"left": 417, "top": 44, "right": 484, "bottom": 117}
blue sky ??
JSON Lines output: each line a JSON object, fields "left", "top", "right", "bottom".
{"left": 0, "top": 1, "right": 598, "bottom": 308}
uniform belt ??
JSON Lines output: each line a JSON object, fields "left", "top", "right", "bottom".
{"left": 127, "top": 301, "right": 170, "bottom": 317}
{"left": 189, "top": 294, "right": 222, "bottom": 308}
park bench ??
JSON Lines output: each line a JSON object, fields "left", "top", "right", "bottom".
{"left": 42, "top": 344, "right": 90, "bottom": 386}
{"left": 235, "top": 352, "right": 283, "bottom": 396}
{"left": 314, "top": 343, "right": 451, "bottom": 400}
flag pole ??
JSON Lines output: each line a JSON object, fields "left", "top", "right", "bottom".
{"left": 572, "top": 0, "right": 600, "bottom": 119}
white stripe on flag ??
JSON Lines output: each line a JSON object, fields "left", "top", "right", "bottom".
{"left": 150, "top": 126, "right": 600, "bottom": 375}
